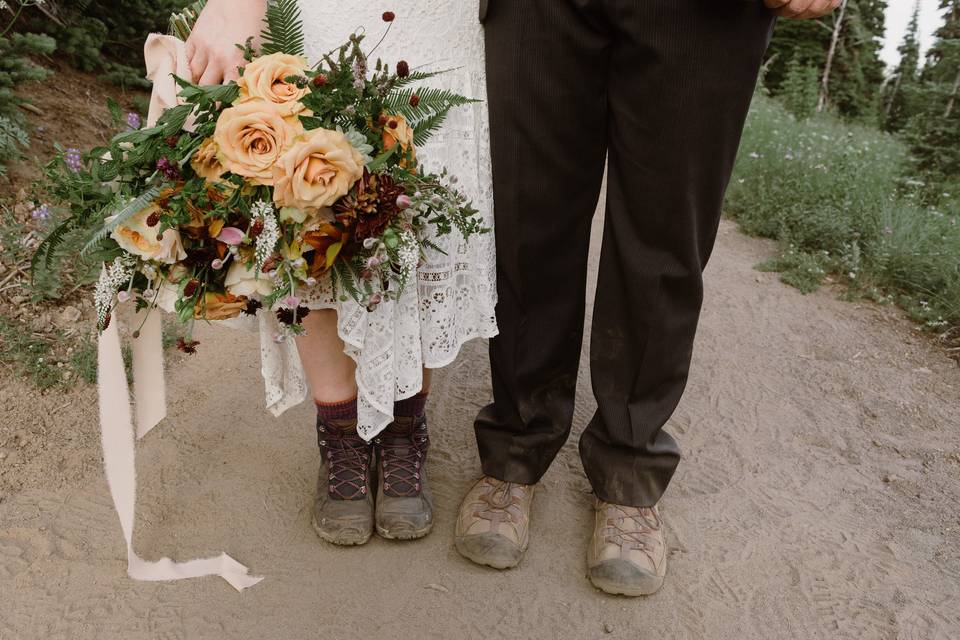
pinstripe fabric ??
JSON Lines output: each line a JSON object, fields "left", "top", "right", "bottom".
{"left": 475, "top": 0, "right": 776, "bottom": 507}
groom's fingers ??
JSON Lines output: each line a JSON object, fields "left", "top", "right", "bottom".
{"left": 795, "top": 0, "right": 839, "bottom": 19}
{"left": 774, "top": 0, "right": 816, "bottom": 18}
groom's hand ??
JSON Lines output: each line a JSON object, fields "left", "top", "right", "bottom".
{"left": 186, "top": 0, "right": 267, "bottom": 84}
{"left": 763, "top": 0, "right": 842, "bottom": 20}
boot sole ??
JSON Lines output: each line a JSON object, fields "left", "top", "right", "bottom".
{"left": 311, "top": 514, "right": 372, "bottom": 546}
{"left": 376, "top": 520, "right": 434, "bottom": 541}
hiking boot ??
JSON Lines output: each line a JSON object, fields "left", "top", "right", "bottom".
{"left": 312, "top": 417, "right": 375, "bottom": 546}
{"left": 374, "top": 415, "right": 434, "bottom": 540}
{"left": 454, "top": 476, "right": 534, "bottom": 569}
{"left": 587, "top": 500, "right": 667, "bottom": 596}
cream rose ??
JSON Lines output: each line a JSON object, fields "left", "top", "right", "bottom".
{"left": 224, "top": 261, "right": 274, "bottom": 297}
{"left": 191, "top": 138, "right": 226, "bottom": 182}
{"left": 110, "top": 204, "right": 186, "bottom": 264}
{"left": 214, "top": 100, "right": 302, "bottom": 185}
{"left": 272, "top": 128, "right": 364, "bottom": 211}
{"left": 237, "top": 53, "right": 309, "bottom": 117}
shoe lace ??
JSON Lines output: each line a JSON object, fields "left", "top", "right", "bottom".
{"left": 376, "top": 417, "right": 428, "bottom": 497}
{"left": 603, "top": 504, "right": 661, "bottom": 550}
{"left": 475, "top": 478, "right": 521, "bottom": 524}
{"left": 317, "top": 421, "right": 371, "bottom": 500}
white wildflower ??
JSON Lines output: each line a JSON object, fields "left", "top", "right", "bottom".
{"left": 94, "top": 256, "right": 136, "bottom": 327}
{"left": 251, "top": 200, "right": 280, "bottom": 273}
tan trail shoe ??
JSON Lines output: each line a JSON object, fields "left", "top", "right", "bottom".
{"left": 587, "top": 500, "right": 667, "bottom": 596}
{"left": 454, "top": 477, "right": 534, "bottom": 569}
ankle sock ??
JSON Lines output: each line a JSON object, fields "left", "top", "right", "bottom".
{"left": 316, "top": 397, "right": 358, "bottom": 424}
{"left": 394, "top": 391, "right": 428, "bottom": 418}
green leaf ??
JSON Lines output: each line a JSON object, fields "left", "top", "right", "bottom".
{"left": 367, "top": 146, "right": 396, "bottom": 172}
{"left": 106, "top": 98, "right": 123, "bottom": 126}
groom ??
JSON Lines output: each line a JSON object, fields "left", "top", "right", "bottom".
{"left": 455, "top": 0, "right": 841, "bottom": 595}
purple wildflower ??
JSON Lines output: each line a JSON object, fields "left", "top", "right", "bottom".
{"left": 64, "top": 148, "right": 82, "bottom": 172}
{"left": 31, "top": 204, "right": 52, "bottom": 220}
{"left": 126, "top": 112, "right": 142, "bottom": 130}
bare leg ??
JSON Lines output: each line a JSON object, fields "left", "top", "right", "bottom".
{"left": 295, "top": 310, "right": 358, "bottom": 404}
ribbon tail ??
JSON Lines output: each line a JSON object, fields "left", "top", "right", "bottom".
{"left": 132, "top": 309, "right": 166, "bottom": 439}
{"left": 98, "top": 315, "right": 262, "bottom": 592}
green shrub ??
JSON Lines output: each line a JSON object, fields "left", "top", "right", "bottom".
{"left": 0, "top": 29, "right": 56, "bottom": 175}
{"left": 20, "top": 0, "right": 191, "bottom": 88}
{"left": 726, "top": 94, "right": 960, "bottom": 329}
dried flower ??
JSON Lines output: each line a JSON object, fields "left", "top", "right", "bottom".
{"left": 396, "top": 61, "right": 410, "bottom": 78}
{"left": 276, "top": 305, "right": 312, "bottom": 326}
{"left": 243, "top": 298, "right": 263, "bottom": 316}
{"left": 176, "top": 337, "right": 200, "bottom": 354}
{"left": 156, "top": 156, "right": 181, "bottom": 181}
{"left": 409, "top": 94, "right": 420, "bottom": 108}
{"left": 382, "top": 11, "right": 395, "bottom": 22}
{"left": 313, "top": 73, "right": 328, "bottom": 87}
{"left": 183, "top": 279, "right": 200, "bottom": 298}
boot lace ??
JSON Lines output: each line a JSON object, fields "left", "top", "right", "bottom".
{"left": 376, "top": 417, "right": 428, "bottom": 497}
{"left": 317, "top": 420, "right": 371, "bottom": 500}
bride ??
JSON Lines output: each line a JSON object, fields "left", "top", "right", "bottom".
{"left": 186, "top": 0, "right": 496, "bottom": 546}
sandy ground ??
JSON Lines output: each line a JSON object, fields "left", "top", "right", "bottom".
{"left": 1, "top": 211, "right": 959, "bottom": 640}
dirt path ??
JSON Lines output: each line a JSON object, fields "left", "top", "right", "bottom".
{"left": 2, "top": 215, "right": 959, "bottom": 640}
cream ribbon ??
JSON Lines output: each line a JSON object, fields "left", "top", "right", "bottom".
{"left": 94, "top": 33, "right": 263, "bottom": 592}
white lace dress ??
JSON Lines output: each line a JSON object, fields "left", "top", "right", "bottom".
{"left": 258, "top": 0, "right": 497, "bottom": 440}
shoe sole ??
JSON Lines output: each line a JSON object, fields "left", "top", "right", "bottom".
{"left": 588, "top": 572, "right": 664, "bottom": 597}
{"left": 454, "top": 534, "right": 527, "bottom": 570}
{"left": 311, "top": 514, "right": 372, "bottom": 546}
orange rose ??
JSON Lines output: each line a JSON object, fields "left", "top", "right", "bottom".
{"left": 213, "top": 100, "right": 302, "bottom": 185}
{"left": 273, "top": 128, "right": 364, "bottom": 211}
{"left": 109, "top": 203, "right": 186, "bottom": 264}
{"left": 237, "top": 53, "right": 309, "bottom": 117}
{"left": 382, "top": 114, "right": 416, "bottom": 164}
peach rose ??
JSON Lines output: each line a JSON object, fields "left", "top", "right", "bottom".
{"left": 237, "top": 53, "right": 309, "bottom": 117}
{"left": 382, "top": 114, "right": 416, "bottom": 164}
{"left": 272, "top": 128, "right": 364, "bottom": 211}
{"left": 109, "top": 204, "right": 186, "bottom": 264}
{"left": 195, "top": 291, "right": 248, "bottom": 321}
{"left": 214, "top": 100, "right": 302, "bottom": 185}
{"left": 191, "top": 138, "right": 226, "bottom": 182}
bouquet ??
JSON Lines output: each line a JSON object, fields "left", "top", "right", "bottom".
{"left": 33, "top": 1, "right": 485, "bottom": 350}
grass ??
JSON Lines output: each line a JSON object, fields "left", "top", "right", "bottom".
{"left": 725, "top": 94, "right": 960, "bottom": 333}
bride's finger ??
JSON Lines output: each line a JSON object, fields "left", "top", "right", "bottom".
{"left": 199, "top": 60, "right": 224, "bottom": 86}
{"left": 189, "top": 48, "right": 209, "bottom": 84}
{"left": 223, "top": 64, "right": 242, "bottom": 83}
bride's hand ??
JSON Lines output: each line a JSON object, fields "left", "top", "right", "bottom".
{"left": 185, "top": 0, "right": 267, "bottom": 84}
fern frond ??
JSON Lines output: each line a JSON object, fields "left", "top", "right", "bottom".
{"left": 385, "top": 86, "right": 478, "bottom": 122}
{"left": 410, "top": 110, "right": 453, "bottom": 147}
{"left": 390, "top": 68, "right": 452, "bottom": 89}
{"left": 80, "top": 187, "right": 162, "bottom": 259}
{"left": 260, "top": 0, "right": 306, "bottom": 57}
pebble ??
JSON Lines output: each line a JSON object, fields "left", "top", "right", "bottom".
{"left": 603, "top": 623, "right": 614, "bottom": 634}
{"left": 425, "top": 583, "right": 449, "bottom": 594}
{"left": 883, "top": 473, "right": 898, "bottom": 484}
{"left": 58, "top": 306, "right": 82, "bottom": 324}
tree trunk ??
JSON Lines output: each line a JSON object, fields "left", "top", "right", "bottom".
{"left": 945, "top": 67, "right": 960, "bottom": 119}
{"left": 818, "top": 0, "right": 848, "bottom": 113}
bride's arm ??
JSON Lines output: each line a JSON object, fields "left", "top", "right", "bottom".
{"left": 185, "top": 0, "right": 267, "bottom": 84}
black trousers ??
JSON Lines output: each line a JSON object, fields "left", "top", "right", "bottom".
{"left": 474, "top": 0, "right": 776, "bottom": 507}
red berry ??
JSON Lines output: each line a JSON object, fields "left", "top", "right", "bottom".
{"left": 146, "top": 211, "right": 161, "bottom": 227}
{"left": 382, "top": 11, "right": 395, "bottom": 22}
{"left": 388, "top": 120, "right": 399, "bottom": 129}
{"left": 409, "top": 94, "right": 420, "bottom": 108}
{"left": 377, "top": 113, "right": 389, "bottom": 126}
{"left": 313, "top": 74, "right": 327, "bottom": 87}
{"left": 396, "top": 60, "right": 409, "bottom": 78}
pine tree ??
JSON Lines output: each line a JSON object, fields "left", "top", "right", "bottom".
{"left": 764, "top": 0, "right": 888, "bottom": 121}
{"left": 883, "top": 1, "right": 922, "bottom": 131}
{"left": 781, "top": 56, "right": 820, "bottom": 119}
{"left": 904, "top": 0, "right": 960, "bottom": 194}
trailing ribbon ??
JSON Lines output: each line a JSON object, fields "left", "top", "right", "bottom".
{"left": 98, "top": 310, "right": 263, "bottom": 592}
{"left": 91, "top": 33, "right": 263, "bottom": 592}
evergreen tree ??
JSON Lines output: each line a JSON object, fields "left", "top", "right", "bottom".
{"left": 764, "top": 0, "right": 888, "bottom": 121}
{"left": 781, "top": 56, "right": 820, "bottom": 120}
{"left": 883, "top": 1, "right": 922, "bottom": 131}
{"left": 904, "top": 0, "right": 960, "bottom": 194}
